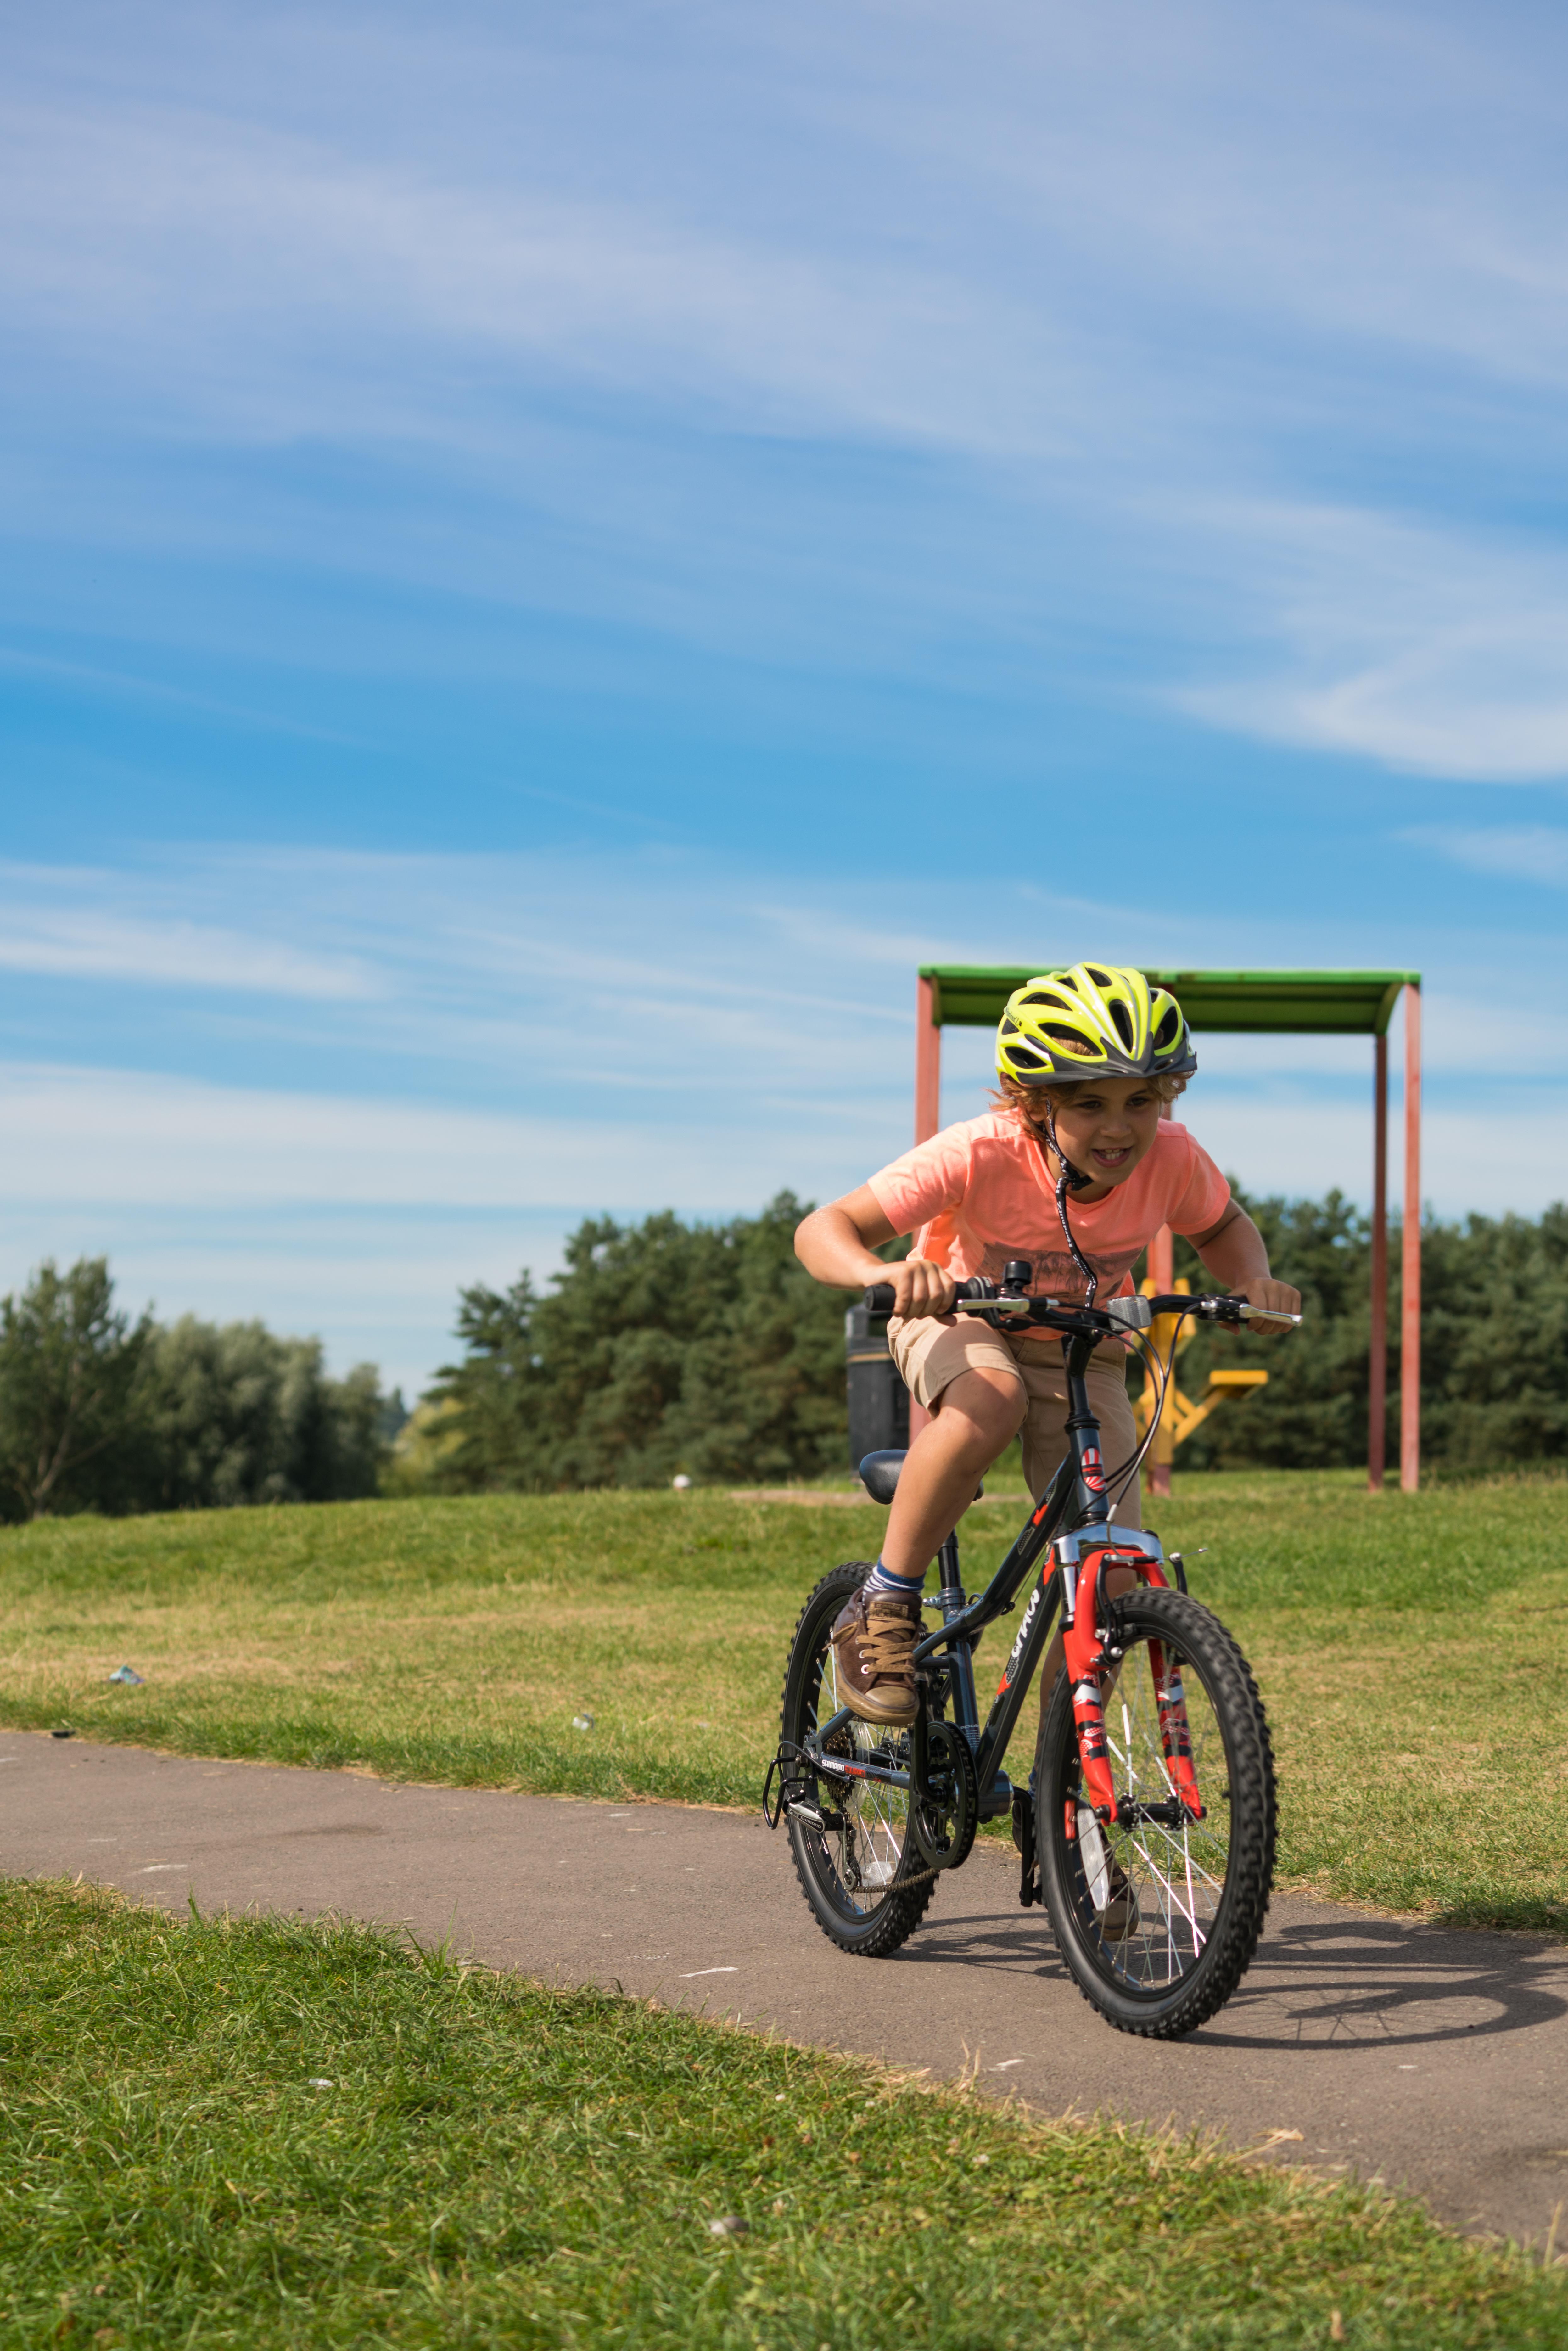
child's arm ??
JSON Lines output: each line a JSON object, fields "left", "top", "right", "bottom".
{"left": 794, "top": 1187, "right": 956, "bottom": 1320}
{"left": 1186, "top": 1205, "right": 1301, "bottom": 1334}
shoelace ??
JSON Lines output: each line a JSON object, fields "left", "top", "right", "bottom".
{"left": 856, "top": 1607, "right": 917, "bottom": 1677}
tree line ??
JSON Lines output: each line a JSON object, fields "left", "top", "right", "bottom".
{"left": 0, "top": 1258, "right": 399, "bottom": 1521}
{"left": 5, "top": 1185, "right": 1565, "bottom": 1517}
{"left": 418, "top": 1187, "right": 1568, "bottom": 1490}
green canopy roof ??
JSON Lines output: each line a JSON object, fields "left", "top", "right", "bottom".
{"left": 920, "top": 967, "right": 1419, "bottom": 1036}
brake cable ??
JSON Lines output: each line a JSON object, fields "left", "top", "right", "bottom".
{"left": 1040, "top": 1103, "right": 1099, "bottom": 1310}
{"left": 1104, "top": 1314, "right": 1187, "bottom": 1511}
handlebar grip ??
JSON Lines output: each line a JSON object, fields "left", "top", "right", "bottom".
{"left": 1144, "top": 1292, "right": 1301, "bottom": 1325}
{"left": 864, "top": 1276, "right": 988, "bottom": 1314}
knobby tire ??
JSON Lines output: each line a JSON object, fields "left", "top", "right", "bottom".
{"left": 779, "top": 1563, "right": 937, "bottom": 1957}
{"left": 1035, "top": 1586, "right": 1275, "bottom": 2038}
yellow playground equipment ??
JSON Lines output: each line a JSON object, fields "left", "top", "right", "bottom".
{"left": 1134, "top": 1278, "right": 1267, "bottom": 1499}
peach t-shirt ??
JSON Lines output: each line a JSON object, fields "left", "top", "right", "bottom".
{"left": 866, "top": 1113, "right": 1230, "bottom": 1305}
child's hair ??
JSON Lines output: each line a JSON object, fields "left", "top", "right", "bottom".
{"left": 992, "top": 1069, "right": 1189, "bottom": 1134}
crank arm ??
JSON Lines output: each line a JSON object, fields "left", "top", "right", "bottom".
{"left": 786, "top": 1801, "right": 848, "bottom": 1833}
{"left": 809, "top": 1751, "right": 912, "bottom": 1793}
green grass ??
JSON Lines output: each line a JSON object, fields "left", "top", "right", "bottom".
{"left": 1, "top": 1877, "right": 1562, "bottom": 2350}
{"left": 1, "top": 1472, "right": 1565, "bottom": 1929}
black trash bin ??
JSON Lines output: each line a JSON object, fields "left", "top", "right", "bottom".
{"left": 844, "top": 1303, "right": 909, "bottom": 1468}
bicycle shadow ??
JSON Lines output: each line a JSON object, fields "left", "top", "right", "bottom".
{"left": 896, "top": 1896, "right": 1568, "bottom": 2051}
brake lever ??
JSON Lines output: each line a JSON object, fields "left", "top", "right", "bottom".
{"left": 1198, "top": 1297, "right": 1303, "bottom": 1327}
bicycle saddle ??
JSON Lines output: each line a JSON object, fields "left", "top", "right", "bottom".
{"left": 858, "top": 1449, "right": 906, "bottom": 1503}
{"left": 858, "top": 1450, "right": 983, "bottom": 1506}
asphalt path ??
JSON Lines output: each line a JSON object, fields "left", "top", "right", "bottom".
{"left": 5, "top": 1731, "right": 1566, "bottom": 2246}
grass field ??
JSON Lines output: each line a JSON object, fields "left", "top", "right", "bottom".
{"left": 2, "top": 1877, "right": 1563, "bottom": 2351}
{"left": 1, "top": 1471, "right": 1565, "bottom": 1929}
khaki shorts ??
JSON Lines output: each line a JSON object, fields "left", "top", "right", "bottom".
{"left": 888, "top": 1312, "right": 1141, "bottom": 1523}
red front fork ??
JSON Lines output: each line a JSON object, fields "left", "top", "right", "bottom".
{"left": 1061, "top": 1548, "right": 1204, "bottom": 1826}
{"left": 1060, "top": 1561, "right": 1120, "bottom": 1826}
{"left": 1151, "top": 1640, "right": 1204, "bottom": 1818}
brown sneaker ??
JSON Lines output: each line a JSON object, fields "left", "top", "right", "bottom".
{"left": 1098, "top": 1858, "right": 1142, "bottom": 1943}
{"left": 830, "top": 1587, "right": 921, "bottom": 1729}
{"left": 1078, "top": 1808, "right": 1142, "bottom": 1943}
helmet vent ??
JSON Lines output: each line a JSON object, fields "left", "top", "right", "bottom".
{"left": 1087, "top": 967, "right": 1112, "bottom": 987}
{"left": 1154, "top": 1006, "right": 1179, "bottom": 1049}
{"left": 1019, "top": 992, "right": 1053, "bottom": 1007}
{"left": 999, "top": 1016, "right": 1018, "bottom": 1035}
{"left": 1009, "top": 1046, "right": 1047, "bottom": 1070}
{"left": 1110, "top": 999, "right": 1135, "bottom": 1050}
{"left": 1044, "top": 1026, "right": 1095, "bottom": 1055}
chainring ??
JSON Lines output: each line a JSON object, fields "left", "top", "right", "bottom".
{"left": 911, "top": 1717, "right": 979, "bottom": 1872}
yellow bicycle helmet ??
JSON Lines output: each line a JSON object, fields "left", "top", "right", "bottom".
{"left": 995, "top": 962, "right": 1197, "bottom": 1086}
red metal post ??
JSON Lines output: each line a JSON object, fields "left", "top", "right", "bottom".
{"left": 1145, "top": 1226, "right": 1174, "bottom": 1499}
{"left": 909, "top": 976, "right": 943, "bottom": 1439}
{"left": 915, "top": 975, "right": 941, "bottom": 1144}
{"left": 1369, "top": 1032, "right": 1388, "bottom": 1491}
{"left": 1401, "top": 985, "right": 1422, "bottom": 1493}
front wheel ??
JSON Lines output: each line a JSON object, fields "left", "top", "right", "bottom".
{"left": 1036, "top": 1587, "right": 1275, "bottom": 2038}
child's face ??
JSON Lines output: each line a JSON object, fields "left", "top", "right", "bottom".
{"left": 1044, "top": 1076, "right": 1164, "bottom": 1190}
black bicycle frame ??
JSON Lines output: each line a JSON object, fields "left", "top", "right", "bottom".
{"left": 810, "top": 1327, "right": 1164, "bottom": 1824}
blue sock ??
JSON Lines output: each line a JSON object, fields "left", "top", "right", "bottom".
{"left": 864, "top": 1559, "right": 924, "bottom": 1601}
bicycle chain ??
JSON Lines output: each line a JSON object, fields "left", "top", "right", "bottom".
{"left": 812, "top": 1719, "right": 972, "bottom": 1896}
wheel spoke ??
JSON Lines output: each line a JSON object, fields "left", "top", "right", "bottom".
{"left": 797, "top": 1601, "right": 917, "bottom": 1916}
{"left": 1071, "top": 1632, "right": 1232, "bottom": 1989}
{"left": 1036, "top": 1591, "right": 1274, "bottom": 2032}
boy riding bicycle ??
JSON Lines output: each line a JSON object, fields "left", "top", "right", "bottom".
{"left": 795, "top": 963, "right": 1299, "bottom": 1733}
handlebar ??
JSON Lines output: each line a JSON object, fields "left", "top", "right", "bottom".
{"left": 862, "top": 1278, "right": 1301, "bottom": 1331}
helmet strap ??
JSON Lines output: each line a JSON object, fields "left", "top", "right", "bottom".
{"left": 1041, "top": 1101, "right": 1092, "bottom": 1194}
{"left": 1040, "top": 1104, "right": 1099, "bottom": 1310}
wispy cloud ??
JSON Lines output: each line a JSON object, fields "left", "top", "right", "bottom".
{"left": 11, "top": 9, "right": 1568, "bottom": 787}
{"left": 1171, "top": 501, "right": 1568, "bottom": 782}
{"left": 13, "top": 4, "right": 1568, "bottom": 1390}
{"left": 0, "top": 1061, "right": 892, "bottom": 1213}
{"left": 1406, "top": 822, "right": 1568, "bottom": 886}
{"left": 0, "top": 96, "right": 1067, "bottom": 462}
{"left": 3, "top": 833, "right": 1566, "bottom": 1385}
{"left": 0, "top": 909, "right": 378, "bottom": 999}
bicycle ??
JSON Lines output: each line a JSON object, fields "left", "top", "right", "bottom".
{"left": 763, "top": 1262, "right": 1297, "bottom": 2038}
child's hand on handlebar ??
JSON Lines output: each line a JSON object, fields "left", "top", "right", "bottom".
{"left": 885, "top": 1256, "right": 957, "bottom": 1321}
{"left": 1239, "top": 1276, "right": 1301, "bottom": 1334}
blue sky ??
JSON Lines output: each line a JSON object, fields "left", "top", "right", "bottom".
{"left": 7, "top": 0, "right": 1568, "bottom": 1395}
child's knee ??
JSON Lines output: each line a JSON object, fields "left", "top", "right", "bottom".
{"left": 934, "top": 1364, "right": 1027, "bottom": 1446}
{"left": 970, "top": 1366, "right": 1029, "bottom": 1443}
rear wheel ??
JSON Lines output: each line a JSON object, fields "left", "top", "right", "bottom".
{"left": 1036, "top": 1587, "right": 1274, "bottom": 2037}
{"left": 779, "top": 1563, "right": 936, "bottom": 1957}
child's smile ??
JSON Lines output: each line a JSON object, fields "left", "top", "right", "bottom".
{"left": 1040, "top": 1077, "right": 1163, "bottom": 1198}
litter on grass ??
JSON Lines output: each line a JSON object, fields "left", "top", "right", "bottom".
{"left": 107, "top": 1665, "right": 145, "bottom": 1686}
{"left": 572, "top": 1713, "right": 594, "bottom": 1731}
{"left": 306, "top": 2078, "right": 335, "bottom": 2090}
{"left": 707, "top": 2216, "right": 748, "bottom": 2237}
